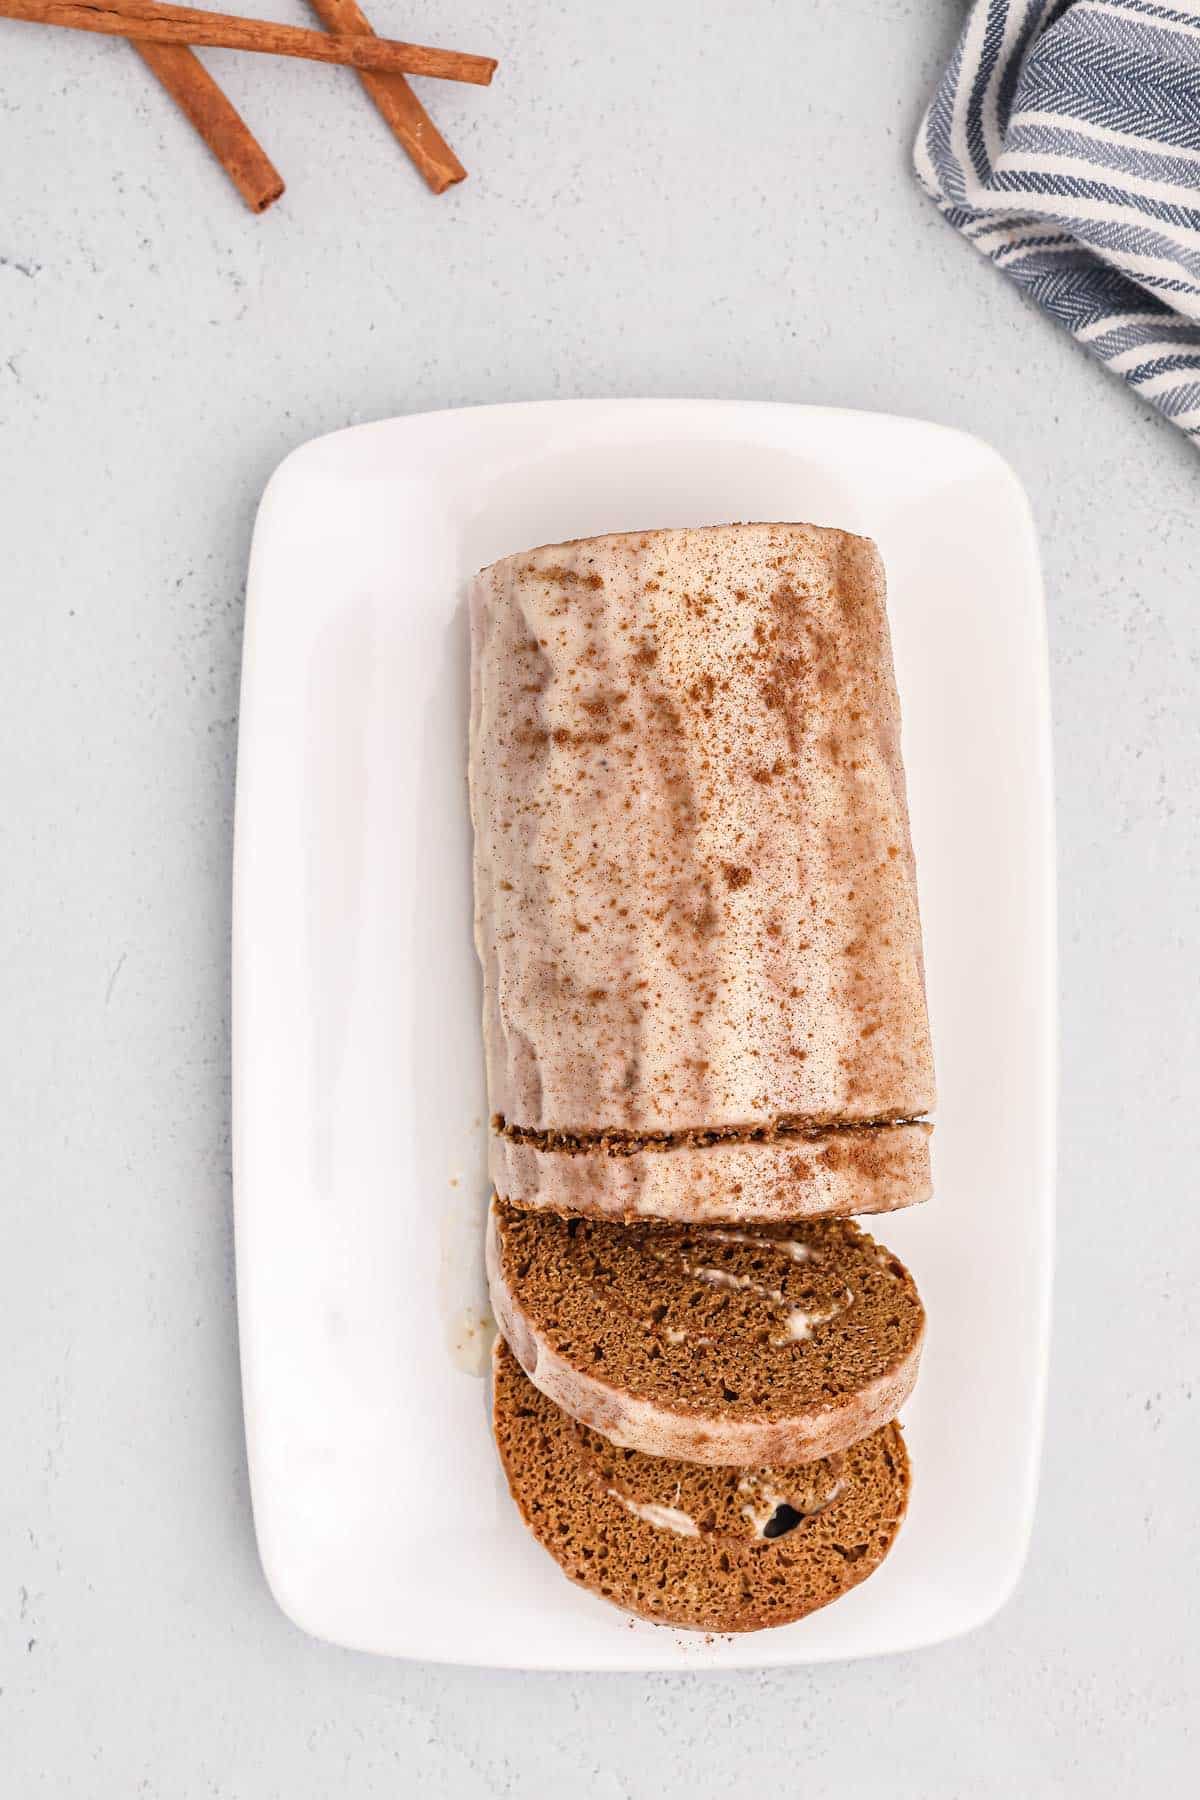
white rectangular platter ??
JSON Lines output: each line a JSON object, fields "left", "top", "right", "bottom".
{"left": 233, "top": 399, "right": 1055, "bottom": 1669}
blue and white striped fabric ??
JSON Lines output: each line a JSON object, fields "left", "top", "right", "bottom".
{"left": 915, "top": 0, "right": 1200, "bottom": 442}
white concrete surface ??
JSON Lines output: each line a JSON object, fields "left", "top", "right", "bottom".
{"left": 1, "top": 2, "right": 1196, "bottom": 1793}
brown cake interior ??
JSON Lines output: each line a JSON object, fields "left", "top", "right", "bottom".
{"left": 493, "top": 1202, "right": 923, "bottom": 1424}
{"left": 492, "top": 1113, "right": 924, "bottom": 1154}
{"left": 493, "top": 1339, "right": 911, "bottom": 1633}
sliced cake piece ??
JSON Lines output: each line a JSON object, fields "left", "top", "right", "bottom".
{"left": 487, "top": 1199, "right": 924, "bottom": 1466}
{"left": 491, "top": 1119, "right": 932, "bottom": 1222}
{"left": 493, "top": 1338, "right": 911, "bottom": 1633}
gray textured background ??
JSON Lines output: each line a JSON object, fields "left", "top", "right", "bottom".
{"left": 2, "top": 2, "right": 1196, "bottom": 1793}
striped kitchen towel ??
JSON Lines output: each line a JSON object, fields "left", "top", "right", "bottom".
{"left": 915, "top": 0, "right": 1200, "bottom": 442}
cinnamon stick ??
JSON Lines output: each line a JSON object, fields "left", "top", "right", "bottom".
{"left": 133, "top": 42, "right": 284, "bottom": 212}
{"left": 306, "top": 0, "right": 465, "bottom": 194}
{"left": 0, "top": 0, "right": 498, "bottom": 83}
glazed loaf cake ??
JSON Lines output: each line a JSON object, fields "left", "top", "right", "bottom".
{"left": 493, "top": 1337, "right": 911, "bottom": 1633}
{"left": 488, "top": 1199, "right": 924, "bottom": 1465}
{"left": 469, "top": 523, "right": 934, "bottom": 1221}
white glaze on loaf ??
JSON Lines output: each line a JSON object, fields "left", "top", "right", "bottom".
{"left": 469, "top": 524, "right": 935, "bottom": 1142}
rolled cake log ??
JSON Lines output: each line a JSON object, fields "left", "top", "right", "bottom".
{"left": 469, "top": 523, "right": 934, "bottom": 1219}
